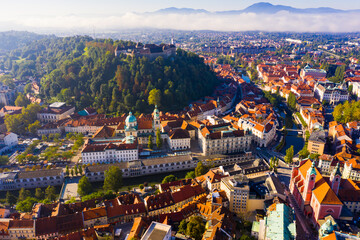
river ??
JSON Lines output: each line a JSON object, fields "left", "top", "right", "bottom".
{"left": 242, "top": 75, "right": 251, "bottom": 83}
{"left": 280, "top": 124, "right": 305, "bottom": 155}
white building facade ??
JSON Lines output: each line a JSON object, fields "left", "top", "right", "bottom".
{"left": 81, "top": 143, "right": 139, "bottom": 164}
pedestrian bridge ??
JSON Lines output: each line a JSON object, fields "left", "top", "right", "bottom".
{"left": 281, "top": 128, "right": 303, "bottom": 134}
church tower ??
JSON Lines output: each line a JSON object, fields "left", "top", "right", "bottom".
{"left": 303, "top": 161, "right": 317, "bottom": 203}
{"left": 330, "top": 163, "right": 341, "bottom": 195}
{"left": 153, "top": 105, "right": 161, "bottom": 131}
{"left": 125, "top": 112, "right": 138, "bottom": 137}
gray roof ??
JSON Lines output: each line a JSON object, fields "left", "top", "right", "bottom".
{"left": 243, "top": 165, "right": 269, "bottom": 175}
{"left": 0, "top": 171, "right": 18, "bottom": 180}
{"left": 309, "top": 130, "right": 326, "bottom": 143}
{"left": 17, "top": 168, "right": 63, "bottom": 179}
{"left": 142, "top": 155, "right": 192, "bottom": 166}
{"left": 195, "top": 152, "right": 250, "bottom": 161}
{"left": 267, "top": 174, "right": 285, "bottom": 195}
{"left": 86, "top": 162, "right": 129, "bottom": 173}
{"left": 86, "top": 155, "right": 193, "bottom": 173}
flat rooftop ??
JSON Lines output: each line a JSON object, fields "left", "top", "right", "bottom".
{"left": 141, "top": 222, "right": 171, "bottom": 240}
{"left": 49, "top": 102, "right": 66, "bottom": 108}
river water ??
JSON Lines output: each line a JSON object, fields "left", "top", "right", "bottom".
{"left": 280, "top": 125, "right": 305, "bottom": 155}
{"left": 242, "top": 75, "right": 251, "bottom": 83}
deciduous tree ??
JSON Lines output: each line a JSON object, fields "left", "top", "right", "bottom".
{"left": 156, "top": 128, "right": 162, "bottom": 148}
{"left": 78, "top": 176, "right": 92, "bottom": 196}
{"left": 185, "top": 171, "right": 195, "bottom": 179}
{"left": 148, "top": 135, "right": 153, "bottom": 149}
{"left": 103, "top": 166, "right": 123, "bottom": 192}
{"left": 285, "top": 145, "right": 294, "bottom": 164}
{"left": 6, "top": 191, "right": 17, "bottom": 206}
{"left": 162, "top": 174, "right": 177, "bottom": 184}
{"left": 148, "top": 88, "right": 161, "bottom": 107}
{"left": 35, "top": 188, "right": 44, "bottom": 200}
{"left": 45, "top": 186, "right": 56, "bottom": 201}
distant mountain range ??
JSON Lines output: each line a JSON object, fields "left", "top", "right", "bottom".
{"left": 151, "top": 2, "right": 360, "bottom": 15}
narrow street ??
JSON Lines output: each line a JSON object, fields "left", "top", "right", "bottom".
{"left": 285, "top": 188, "right": 318, "bottom": 240}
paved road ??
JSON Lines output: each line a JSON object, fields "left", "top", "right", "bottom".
{"left": 285, "top": 188, "right": 318, "bottom": 240}
{"left": 277, "top": 166, "right": 291, "bottom": 187}
{"left": 257, "top": 148, "right": 319, "bottom": 240}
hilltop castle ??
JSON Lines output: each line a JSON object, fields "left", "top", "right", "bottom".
{"left": 115, "top": 43, "right": 176, "bottom": 60}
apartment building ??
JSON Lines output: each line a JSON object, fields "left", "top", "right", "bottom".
{"left": 220, "top": 175, "right": 250, "bottom": 215}
{"left": 308, "top": 130, "right": 326, "bottom": 155}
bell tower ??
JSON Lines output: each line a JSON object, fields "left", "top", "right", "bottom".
{"left": 153, "top": 105, "right": 161, "bottom": 131}
{"left": 330, "top": 163, "right": 341, "bottom": 195}
{"left": 303, "top": 161, "right": 317, "bottom": 203}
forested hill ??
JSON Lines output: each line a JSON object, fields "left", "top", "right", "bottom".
{"left": 0, "top": 31, "right": 50, "bottom": 51}
{"left": 4, "top": 36, "right": 218, "bottom": 114}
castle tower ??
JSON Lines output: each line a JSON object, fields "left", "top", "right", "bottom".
{"left": 330, "top": 163, "right": 341, "bottom": 195}
{"left": 153, "top": 105, "right": 161, "bottom": 131}
{"left": 303, "top": 161, "right": 317, "bottom": 203}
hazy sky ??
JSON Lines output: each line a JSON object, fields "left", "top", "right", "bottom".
{"left": 1, "top": 0, "right": 360, "bottom": 32}
{"left": 1, "top": 0, "right": 359, "bottom": 17}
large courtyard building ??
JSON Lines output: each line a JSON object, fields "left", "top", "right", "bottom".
{"left": 314, "top": 82, "right": 349, "bottom": 104}
{"left": 300, "top": 65, "right": 327, "bottom": 79}
{"left": 198, "top": 122, "right": 252, "bottom": 155}
{"left": 37, "top": 102, "right": 75, "bottom": 123}
{"left": 81, "top": 140, "right": 139, "bottom": 164}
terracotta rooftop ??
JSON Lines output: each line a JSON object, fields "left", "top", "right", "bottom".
{"left": 8, "top": 219, "right": 34, "bottom": 229}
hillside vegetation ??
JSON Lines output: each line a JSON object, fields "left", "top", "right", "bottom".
{"left": 2, "top": 36, "right": 218, "bottom": 114}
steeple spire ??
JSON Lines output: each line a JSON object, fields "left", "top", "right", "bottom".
{"left": 307, "top": 160, "right": 317, "bottom": 177}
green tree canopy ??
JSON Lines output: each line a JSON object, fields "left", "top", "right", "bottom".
{"left": 178, "top": 219, "right": 188, "bottom": 234}
{"left": 4, "top": 103, "right": 41, "bottom": 135}
{"left": 185, "top": 171, "right": 196, "bottom": 179}
{"left": 287, "top": 92, "right": 297, "bottom": 111}
{"left": 8, "top": 37, "right": 218, "bottom": 114}
{"left": 162, "top": 174, "right": 178, "bottom": 184}
{"left": 0, "top": 155, "right": 9, "bottom": 165}
{"left": 78, "top": 176, "right": 93, "bottom": 196}
{"left": 148, "top": 88, "right": 161, "bottom": 107}
{"left": 15, "top": 92, "right": 31, "bottom": 107}
{"left": 156, "top": 128, "right": 162, "bottom": 149}
{"left": 103, "top": 166, "right": 123, "bottom": 192}
{"left": 148, "top": 135, "right": 153, "bottom": 149}
{"left": 285, "top": 145, "right": 294, "bottom": 164}
{"left": 35, "top": 188, "right": 44, "bottom": 200}
{"left": 6, "top": 191, "right": 17, "bottom": 206}
{"left": 309, "top": 153, "right": 320, "bottom": 160}
{"left": 195, "top": 162, "right": 209, "bottom": 177}
{"left": 27, "top": 120, "right": 41, "bottom": 135}
{"left": 45, "top": 185, "right": 57, "bottom": 201}
{"left": 16, "top": 197, "right": 38, "bottom": 212}
{"left": 65, "top": 165, "right": 69, "bottom": 176}
{"left": 18, "top": 188, "right": 31, "bottom": 202}
{"left": 333, "top": 100, "right": 360, "bottom": 123}
{"left": 186, "top": 216, "right": 205, "bottom": 240}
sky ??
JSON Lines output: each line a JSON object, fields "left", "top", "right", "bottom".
{"left": 0, "top": 0, "right": 360, "bottom": 33}
{"left": 1, "top": 0, "right": 359, "bottom": 16}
